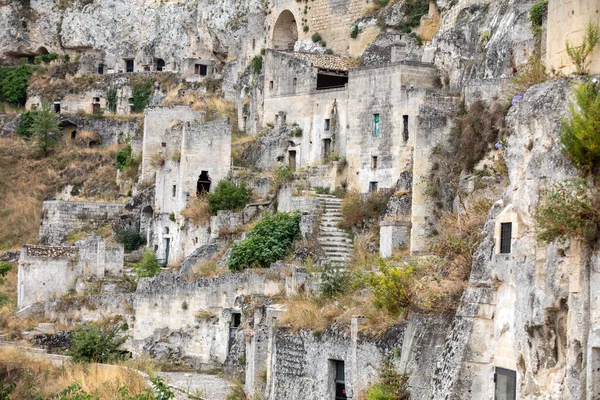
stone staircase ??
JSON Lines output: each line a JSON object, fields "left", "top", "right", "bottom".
{"left": 316, "top": 194, "right": 353, "bottom": 266}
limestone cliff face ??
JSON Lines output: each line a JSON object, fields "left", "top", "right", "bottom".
{"left": 0, "top": 0, "right": 263, "bottom": 64}
{"left": 434, "top": 0, "right": 536, "bottom": 92}
{"left": 432, "top": 78, "right": 600, "bottom": 399}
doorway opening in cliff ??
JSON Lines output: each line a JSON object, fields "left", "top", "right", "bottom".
{"left": 197, "top": 171, "right": 211, "bottom": 196}
{"left": 329, "top": 359, "right": 347, "bottom": 400}
{"left": 141, "top": 206, "right": 153, "bottom": 242}
{"left": 272, "top": 10, "right": 298, "bottom": 50}
{"left": 156, "top": 59, "right": 165, "bottom": 71}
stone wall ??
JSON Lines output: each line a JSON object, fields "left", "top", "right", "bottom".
{"left": 17, "top": 237, "right": 124, "bottom": 309}
{"left": 546, "top": 0, "right": 600, "bottom": 75}
{"left": 39, "top": 200, "right": 124, "bottom": 245}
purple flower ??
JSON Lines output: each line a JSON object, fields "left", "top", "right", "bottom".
{"left": 495, "top": 142, "right": 504, "bottom": 150}
{"left": 511, "top": 92, "right": 523, "bottom": 106}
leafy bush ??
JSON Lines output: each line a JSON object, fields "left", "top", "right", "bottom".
{"left": 227, "top": 212, "right": 300, "bottom": 271}
{"left": 118, "top": 229, "right": 145, "bottom": 252}
{"left": 311, "top": 33, "right": 322, "bottom": 43}
{"left": 134, "top": 250, "right": 161, "bottom": 279}
{"left": 560, "top": 81, "right": 600, "bottom": 171}
{"left": 319, "top": 265, "right": 349, "bottom": 298}
{"left": 324, "top": 48, "right": 334, "bottom": 55}
{"left": 340, "top": 189, "right": 392, "bottom": 230}
{"left": 207, "top": 180, "right": 253, "bottom": 214}
{"left": 34, "top": 53, "right": 59, "bottom": 64}
{"left": 272, "top": 164, "right": 294, "bottom": 187}
{"left": 534, "top": 179, "right": 600, "bottom": 243}
{"left": 131, "top": 79, "right": 153, "bottom": 112}
{"left": 389, "top": 0, "right": 428, "bottom": 31}
{"left": 68, "top": 324, "right": 126, "bottom": 363}
{"left": 364, "top": 360, "right": 410, "bottom": 400}
{"left": 0, "top": 64, "right": 33, "bottom": 106}
{"left": 0, "top": 261, "right": 12, "bottom": 285}
{"left": 529, "top": 0, "right": 547, "bottom": 28}
{"left": 365, "top": 260, "right": 414, "bottom": 316}
{"left": 115, "top": 144, "right": 132, "bottom": 171}
{"left": 16, "top": 111, "right": 37, "bottom": 137}
{"left": 250, "top": 56, "right": 263, "bottom": 74}
{"left": 566, "top": 21, "right": 600, "bottom": 75}
{"left": 350, "top": 25, "right": 359, "bottom": 38}
{"left": 107, "top": 87, "right": 117, "bottom": 113}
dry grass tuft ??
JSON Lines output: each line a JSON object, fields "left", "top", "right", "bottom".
{"left": 180, "top": 198, "right": 211, "bottom": 226}
{"left": 0, "top": 347, "right": 149, "bottom": 399}
{"left": 0, "top": 138, "right": 120, "bottom": 250}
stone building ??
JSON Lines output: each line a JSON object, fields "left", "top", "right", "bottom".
{"left": 141, "top": 106, "right": 232, "bottom": 266}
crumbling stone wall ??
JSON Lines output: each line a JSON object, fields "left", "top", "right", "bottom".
{"left": 17, "top": 237, "right": 124, "bottom": 309}
{"left": 39, "top": 200, "right": 124, "bottom": 245}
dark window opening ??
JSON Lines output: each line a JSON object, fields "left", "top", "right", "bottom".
{"left": 316, "top": 71, "right": 348, "bottom": 90}
{"left": 243, "top": 116, "right": 247, "bottom": 130}
{"left": 129, "top": 98, "right": 135, "bottom": 113}
{"left": 323, "top": 138, "right": 332, "bottom": 161}
{"left": 195, "top": 64, "right": 208, "bottom": 76}
{"left": 156, "top": 58, "right": 165, "bottom": 71}
{"left": 164, "top": 238, "right": 170, "bottom": 265}
{"left": 252, "top": 39, "right": 256, "bottom": 50}
{"left": 172, "top": 185, "right": 176, "bottom": 197}
{"left": 269, "top": 81, "right": 274, "bottom": 90}
{"left": 125, "top": 59, "right": 134, "bottom": 73}
{"left": 92, "top": 102, "right": 101, "bottom": 114}
{"left": 143, "top": 65, "right": 150, "bottom": 72}
{"left": 288, "top": 151, "right": 296, "bottom": 171}
{"left": 372, "top": 156, "right": 378, "bottom": 169}
{"left": 324, "top": 119, "right": 331, "bottom": 131}
{"left": 293, "top": 78, "right": 297, "bottom": 89}
{"left": 403, "top": 115, "right": 409, "bottom": 141}
{"left": 373, "top": 114, "right": 380, "bottom": 137}
{"left": 369, "top": 182, "right": 378, "bottom": 193}
{"left": 53, "top": 102, "right": 61, "bottom": 113}
{"left": 500, "top": 222, "right": 512, "bottom": 254}
{"left": 197, "top": 171, "right": 212, "bottom": 196}
{"left": 331, "top": 360, "right": 347, "bottom": 400}
{"left": 71, "top": 130, "right": 77, "bottom": 139}
{"left": 494, "top": 367, "right": 516, "bottom": 400}
{"left": 232, "top": 313, "right": 241, "bottom": 328}
{"left": 98, "top": 63, "right": 104, "bottom": 74}
{"left": 161, "top": 142, "right": 166, "bottom": 148}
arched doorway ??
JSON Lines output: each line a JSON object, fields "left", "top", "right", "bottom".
{"left": 197, "top": 171, "right": 211, "bottom": 195}
{"left": 156, "top": 58, "right": 165, "bottom": 71}
{"left": 272, "top": 10, "right": 298, "bottom": 51}
{"left": 140, "top": 205, "right": 154, "bottom": 244}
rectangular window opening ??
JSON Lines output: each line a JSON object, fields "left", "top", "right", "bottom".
{"left": 125, "top": 59, "right": 134, "bottom": 73}
{"left": 324, "top": 119, "right": 331, "bottom": 131}
{"left": 161, "top": 142, "right": 166, "bottom": 148}
{"left": 288, "top": 150, "right": 296, "bottom": 171}
{"left": 195, "top": 64, "right": 208, "bottom": 76}
{"left": 330, "top": 360, "right": 347, "bottom": 400}
{"left": 269, "top": 81, "right": 274, "bottom": 90}
{"left": 98, "top": 63, "right": 104, "bottom": 74}
{"left": 372, "top": 156, "right": 378, "bottom": 169}
{"left": 403, "top": 115, "right": 409, "bottom": 141}
{"left": 316, "top": 71, "right": 348, "bottom": 90}
{"left": 500, "top": 222, "right": 512, "bottom": 254}
{"left": 373, "top": 114, "right": 380, "bottom": 137}
{"left": 494, "top": 367, "right": 516, "bottom": 400}
{"left": 172, "top": 185, "right": 176, "bottom": 197}
{"left": 323, "top": 138, "right": 332, "bottom": 161}
{"left": 232, "top": 313, "right": 241, "bottom": 328}
{"left": 369, "top": 182, "right": 378, "bottom": 193}
{"left": 53, "top": 102, "right": 61, "bottom": 113}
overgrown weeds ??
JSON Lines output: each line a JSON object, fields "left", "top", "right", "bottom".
{"left": 566, "top": 21, "right": 600, "bottom": 75}
{"left": 181, "top": 198, "right": 211, "bottom": 226}
{"left": 340, "top": 190, "right": 392, "bottom": 230}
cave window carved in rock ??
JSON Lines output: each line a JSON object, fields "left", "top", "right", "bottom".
{"left": 197, "top": 171, "right": 211, "bottom": 196}
{"left": 272, "top": 10, "right": 298, "bottom": 50}
{"left": 156, "top": 58, "right": 165, "bottom": 72}
{"left": 495, "top": 204, "right": 523, "bottom": 255}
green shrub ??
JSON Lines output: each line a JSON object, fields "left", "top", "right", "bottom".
{"left": 529, "top": 0, "right": 548, "bottom": 28}
{"left": 365, "top": 260, "right": 414, "bottom": 316}
{"left": 118, "top": 229, "right": 145, "bottom": 252}
{"left": 560, "top": 82, "right": 600, "bottom": 171}
{"left": 68, "top": 324, "right": 126, "bottom": 363}
{"left": 17, "top": 111, "right": 37, "bottom": 137}
{"left": 364, "top": 360, "right": 410, "bottom": 400}
{"left": 31, "top": 101, "right": 61, "bottom": 156}
{"left": 566, "top": 21, "right": 600, "bottom": 75}
{"left": 534, "top": 179, "right": 600, "bottom": 243}
{"left": 350, "top": 25, "right": 359, "bottom": 38}
{"left": 207, "top": 180, "right": 253, "bottom": 214}
{"left": 303, "top": 25, "right": 309, "bottom": 33}
{"left": 134, "top": 250, "right": 161, "bottom": 279}
{"left": 319, "top": 265, "right": 349, "bottom": 298}
{"left": 272, "top": 164, "right": 294, "bottom": 187}
{"left": 311, "top": 33, "right": 322, "bottom": 43}
{"left": 107, "top": 87, "right": 117, "bottom": 113}
{"left": 115, "top": 144, "right": 132, "bottom": 171}
{"left": 131, "top": 79, "right": 153, "bottom": 113}
{"left": 0, "top": 64, "right": 33, "bottom": 106}
{"left": 0, "top": 261, "right": 12, "bottom": 285}
{"left": 250, "top": 56, "right": 263, "bottom": 74}
{"left": 390, "top": 0, "right": 428, "bottom": 31}
{"left": 324, "top": 48, "right": 334, "bottom": 55}
{"left": 227, "top": 212, "right": 300, "bottom": 271}
{"left": 314, "top": 186, "right": 330, "bottom": 195}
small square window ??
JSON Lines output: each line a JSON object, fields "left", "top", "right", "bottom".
{"left": 373, "top": 114, "right": 380, "bottom": 137}
{"left": 324, "top": 119, "right": 330, "bottom": 131}
{"left": 371, "top": 156, "right": 378, "bottom": 169}
{"left": 195, "top": 64, "right": 208, "bottom": 76}
{"left": 161, "top": 142, "right": 166, "bottom": 148}
{"left": 369, "top": 182, "right": 378, "bottom": 192}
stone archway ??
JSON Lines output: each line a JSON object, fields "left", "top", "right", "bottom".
{"left": 272, "top": 10, "right": 298, "bottom": 51}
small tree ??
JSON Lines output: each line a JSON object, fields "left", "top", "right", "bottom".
{"left": 68, "top": 324, "right": 126, "bottom": 363}
{"left": 566, "top": 21, "right": 600, "bottom": 75}
{"left": 31, "top": 101, "right": 60, "bottom": 156}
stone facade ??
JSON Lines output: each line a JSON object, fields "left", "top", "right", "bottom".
{"left": 38, "top": 200, "right": 124, "bottom": 245}
{"left": 17, "top": 237, "right": 124, "bottom": 309}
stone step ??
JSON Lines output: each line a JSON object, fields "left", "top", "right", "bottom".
{"left": 319, "top": 225, "right": 348, "bottom": 232}
{"left": 318, "top": 232, "right": 352, "bottom": 239}
{"left": 318, "top": 239, "right": 353, "bottom": 246}
{"left": 322, "top": 215, "right": 343, "bottom": 220}
{"left": 321, "top": 243, "right": 353, "bottom": 250}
